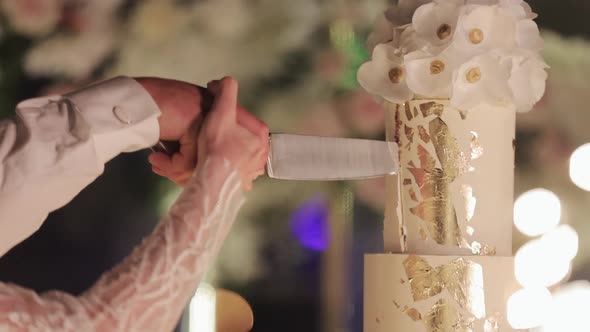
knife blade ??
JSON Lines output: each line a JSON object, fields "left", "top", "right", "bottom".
{"left": 266, "top": 134, "right": 398, "bottom": 181}
{"left": 152, "top": 134, "right": 399, "bottom": 181}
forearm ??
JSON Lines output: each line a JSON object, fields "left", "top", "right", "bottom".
{"left": 0, "top": 156, "right": 244, "bottom": 331}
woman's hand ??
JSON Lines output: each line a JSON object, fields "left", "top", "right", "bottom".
{"left": 199, "top": 77, "right": 269, "bottom": 191}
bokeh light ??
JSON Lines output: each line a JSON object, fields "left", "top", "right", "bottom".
{"left": 189, "top": 283, "right": 216, "bottom": 332}
{"left": 507, "top": 287, "right": 552, "bottom": 329}
{"left": 540, "top": 281, "right": 590, "bottom": 332}
{"left": 513, "top": 189, "right": 561, "bottom": 237}
{"left": 541, "top": 225, "right": 579, "bottom": 262}
{"left": 290, "top": 195, "right": 330, "bottom": 251}
{"left": 515, "top": 239, "right": 571, "bottom": 288}
{"left": 569, "top": 143, "right": 590, "bottom": 192}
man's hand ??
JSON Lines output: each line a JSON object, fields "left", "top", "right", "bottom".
{"left": 197, "top": 78, "right": 269, "bottom": 191}
{"left": 136, "top": 77, "right": 213, "bottom": 186}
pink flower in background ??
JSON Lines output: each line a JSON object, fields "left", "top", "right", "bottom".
{"left": 339, "top": 90, "right": 386, "bottom": 136}
{"left": 0, "top": 0, "right": 62, "bottom": 37}
{"left": 295, "top": 103, "right": 348, "bottom": 138}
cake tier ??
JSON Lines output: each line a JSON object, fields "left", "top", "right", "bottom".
{"left": 364, "top": 254, "right": 522, "bottom": 332}
{"left": 385, "top": 100, "right": 515, "bottom": 256}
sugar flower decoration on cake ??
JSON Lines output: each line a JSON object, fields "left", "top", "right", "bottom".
{"left": 358, "top": 0, "right": 548, "bottom": 112}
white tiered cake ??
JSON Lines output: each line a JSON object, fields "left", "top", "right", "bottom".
{"left": 364, "top": 101, "right": 521, "bottom": 331}
{"left": 357, "top": 1, "right": 547, "bottom": 331}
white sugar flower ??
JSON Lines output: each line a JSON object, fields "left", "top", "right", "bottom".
{"left": 412, "top": 0, "right": 462, "bottom": 47}
{"left": 404, "top": 46, "right": 461, "bottom": 98}
{"left": 453, "top": 4, "right": 543, "bottom": 59}
{"left": 497, "top": 49, "right": 549, "bottom": 112}
{"left": 453, "top": 5, "right": 518, "bottom": 58}
{"left": 451, "top": 53, "right": 513, "bottom": 110}
{"left": 358, "top": 44, "right": 413, "bottom": 104}
{"left": 467, "top": 0, "right": 537, "bottom": 19}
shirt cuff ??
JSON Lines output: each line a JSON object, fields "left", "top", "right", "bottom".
{"left": 65, "top": 76, "right": 161, "bottom": 164}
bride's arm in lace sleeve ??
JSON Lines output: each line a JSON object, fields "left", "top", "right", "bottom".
{"left": 0, "top": 78, "right": 268, "bottom": 332}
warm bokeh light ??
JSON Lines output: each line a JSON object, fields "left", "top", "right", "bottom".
{"left": 541, "top": 281, "right": 590, "bottom": 332}
{"left": 541, "top": 225, "right": 579, "bottom": 262}
{"left": 569, "top": 143, "right": 590, "bottom": 192}
{"left": 515, "top": 239, "right": 571, "bottom": 288}
{"left": 513, "top": 188, "right": 561, "bottom": 237}
{"left": 507, "top": 287, "right": 552, "bottom": 329}
{"left": 189, "top": 283, "right": 216, "bottom": 332}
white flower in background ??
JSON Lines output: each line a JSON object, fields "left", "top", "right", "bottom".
{"left": 0, "top": 0, "right": 62, "bottom": 37}
{"left": 412, "top": 0, "right": 462, "bottom": 47}
{"left": 357, "top": 44, "right": 413, "bottom": 104}
{"left": 451, "top": 53, "right": 512, "bottom": 110}
{"left": 404, "top": 46, "right": 460, "bottom": 98}
{"left": 500, "top": 49, "right": 549, "bottom": 112}
{"left": 25, "top": 31, "right": 115, "bottom": 80}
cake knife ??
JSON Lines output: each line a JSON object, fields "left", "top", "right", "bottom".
{"left": 152, "top": 134, "right": 399, "bottom": 181}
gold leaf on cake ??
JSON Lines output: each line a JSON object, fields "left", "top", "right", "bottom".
{"left": 405, "top": 125, "right": 415, "bottom": 150}
{"left": 409, "top": 188, "right": 419, "bottom": 202}
{"left": 406, "top": 102, "right": 414, "bottom": 121}
{"left": 409, "top": 169, "right": 463, "bottom": 247}
{"left": 419, "top": 125, "right": 431, "bottom": 143}
{"left": 483, "top": 313, "right": 501, "bottom": 332}
{"left": 470, "top": 131, "right": 484, "bottom": 161}
{"left": 418, "top": 226, "right": 428, "bottom": 240}
{"left": 429, "top": 117, "right": 469, "bottom": 179}
{"left": 403, "top": 256, "right": 486, "bottom": 319}
{"left": 459, "top": 110, "right": 468, "bottom": 120}
{"left": 420, "top": 102, "right": 445, "bottom": 118}
{"left": 417, "top": 145, "right": 436, "bottom": 173}
{"left": 423, "top": 299, "right": 473, "bottom": 332}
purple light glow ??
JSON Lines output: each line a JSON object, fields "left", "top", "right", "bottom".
{"left": 289, "top": 195, "right": 330, "bottom": 251}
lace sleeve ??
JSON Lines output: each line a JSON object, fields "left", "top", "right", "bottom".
{"left": 0, "top": 156, "right": 245, "bottom": 332}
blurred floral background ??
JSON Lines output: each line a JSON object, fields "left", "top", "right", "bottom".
{"left": 0, "top": 0, "right": 589, "bottom": 331}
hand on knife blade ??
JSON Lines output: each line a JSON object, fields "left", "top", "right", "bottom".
{"left": 152, "top": 134, "right": 399, "bottom": 181}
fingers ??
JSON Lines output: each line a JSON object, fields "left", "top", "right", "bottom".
{"left": 149, "top": 152, "right": 193, "bottom": 186}
{"left": 208, "top": 77, "right": 238, "bottom": 132}
{"left": 148, "top": 152, "right": 173, "bottom": 171}
{"left": 237, "top": 106, "right": 269, "bottom": 138}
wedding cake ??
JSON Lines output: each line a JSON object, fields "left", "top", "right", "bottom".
{"left": 357, "top": 1, "right": 547, "bottom": 331}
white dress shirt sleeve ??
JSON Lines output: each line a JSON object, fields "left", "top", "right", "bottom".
{"left": 0, "top": 76, "right": 161, "bottom": 257}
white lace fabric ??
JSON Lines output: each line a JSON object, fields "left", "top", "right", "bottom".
{"left": 0, "top": 156, "right": 244, "bottom": 332}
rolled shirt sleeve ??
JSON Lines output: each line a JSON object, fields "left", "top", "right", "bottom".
{"left": 0, "top": 76, "right": 161, "bottom": 257}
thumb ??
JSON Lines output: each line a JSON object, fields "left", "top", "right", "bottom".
{"left": 208, "top": 77, "right": 238, "bottom": 134}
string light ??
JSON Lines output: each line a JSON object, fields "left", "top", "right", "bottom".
{"left": 513, "top": 188, "right": 561, "bottom": 237}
